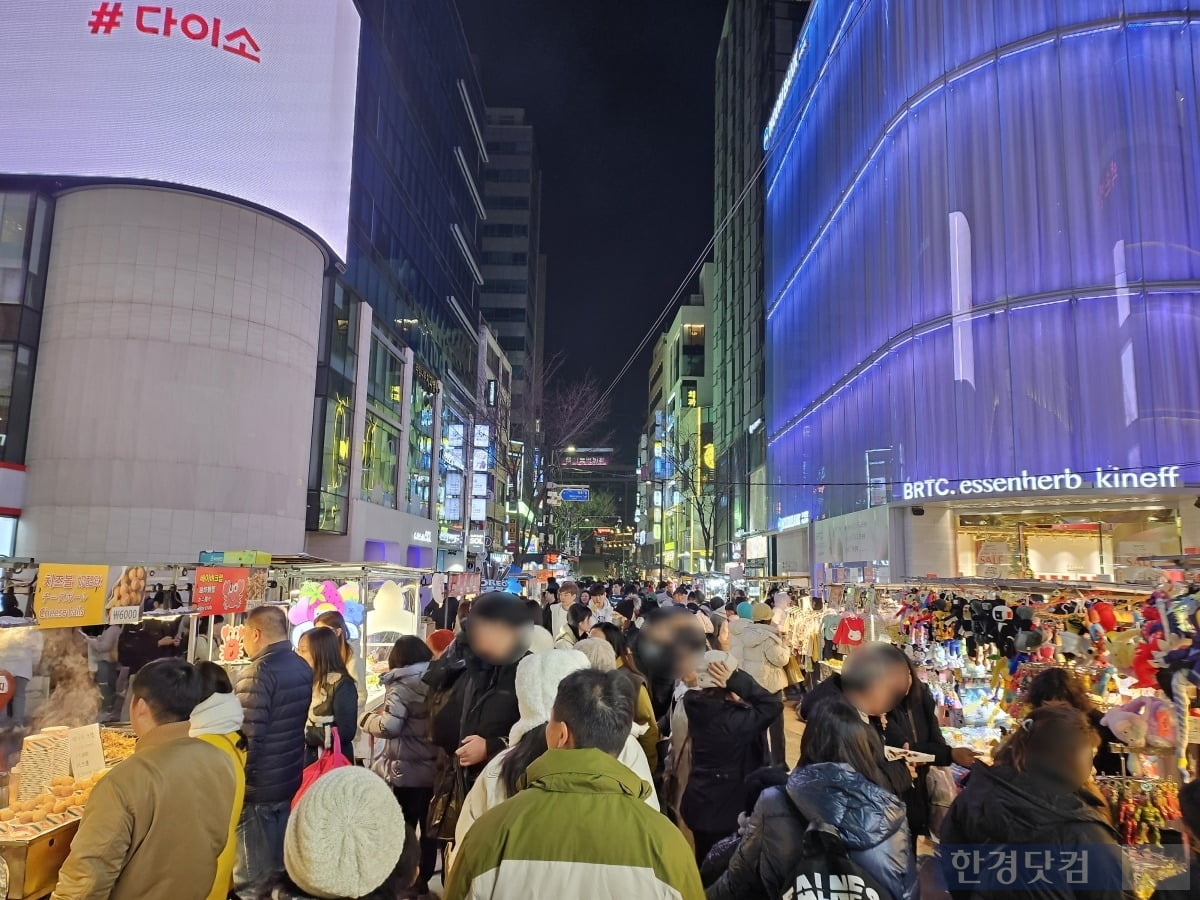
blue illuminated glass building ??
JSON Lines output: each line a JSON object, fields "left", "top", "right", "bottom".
{"left": 765, "top": 1, "right": 1200, "bottom": 584}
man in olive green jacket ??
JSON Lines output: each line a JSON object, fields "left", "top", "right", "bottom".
{"left": 445, "top": 669, "right": 703, "bottom": 900}
{"left": 53, "top": 659, "right": 236, "bottom": 900}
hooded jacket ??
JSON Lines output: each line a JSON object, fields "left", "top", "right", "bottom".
{"left": 682, "top": 669, "right": 783, "bottom": 835}
{"left": 235, "top": 640, "right": 313, "bottom": 804}
{"left": 939, "top": 763, "right": 1126, "bottom": 900}
{"left": 444, "top": 748, "right": 704, "bottom": 900}
{"left": 727, "top": 619, "right": 791, "bottom": 693}
{"left": 361, "top": 662, "right": 437, "bottom": 788}
{"left": 189, "top": 694, "right": 247, "bottom": 900}
{"left": 706, "top": 762, "right": 916, "bottom": 900}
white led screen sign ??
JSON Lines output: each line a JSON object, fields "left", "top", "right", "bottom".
{"left": 0, "top": 1, "right": 360, "bottom": 261}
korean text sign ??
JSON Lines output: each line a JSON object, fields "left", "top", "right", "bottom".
{"left": 35, "top": 564, "right": 111, "bottom": 628}
{"left": 0, "top": 1, "right": 360, "bottom": 260}
{"left": 194, "top": 567, "right": 250, "bottom": 615}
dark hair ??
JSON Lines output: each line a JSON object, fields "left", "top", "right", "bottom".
{"left": 265, "top": 824, "right": 419, "bottom": 900}
{"left": 245, "top": 604, "right": 288, "bottom": 639}
{"left": 567, "top": 603, "right": 593, "bottom": 638}
{"left": 314, "top": 610, "right": 353, "bottom": 665}
{"left": 994, "top": 702, "right": 1099, "bottom": 778}
{"left": 551, "top": 669, "right": 634, "bottom": 755}
{"left": 799, "top": 698, "right": 890, "bottom": 791}
{"left": 499, "top": 727, "right": 549, "bottom": 798}
{"left": 388, "top": 635, "right": 433, "bottom": 670}
{"left": 743, "top": 765, "right": 789, "bottom": 814}
{"left": 1024, "top": 667, "right": 1097, "bottom": 715}
{"left": 196, "top": 660, "right": 233, "bottom": 698}
{"left": 131, "top": 658, "right": 205, "bottom": 724}
{"left": 593, "top": 621, "right": 642, "bottom": 677}
{"left": 302, "top": 627, "right": 353, "bottom": 688}
{"left": 841, "top": 646, "right": 897, "bottom": 695}
{"left": 195, "top": 661, "right": 248, "bottom": 750}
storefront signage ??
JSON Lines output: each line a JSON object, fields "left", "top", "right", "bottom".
{"left": 412, "top": 530, "right": 433, "bottom": 545}
{"left": 900, "top": 466, "right": 1183, "bottom": 501}
{"left": 194, "top": 567, "right": 250, "bottom": 615}
{"left": 0, "top": 670, "right": 12, "bottom": 708}
{"left": 777, "top": 511, "right": 810, "bottom": 531}
{"left": 34, "top": 564, "right": 110, "bottom": 628}
{"left": 746, "top": 534, "right": 769, "bottom": 560}
{"left": 0, "top": 1, "right": 361, "bottom": 259}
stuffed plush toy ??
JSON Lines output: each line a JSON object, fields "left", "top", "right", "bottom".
{"left": 1101, "top": 708, "right": 1148, "bottom": 747}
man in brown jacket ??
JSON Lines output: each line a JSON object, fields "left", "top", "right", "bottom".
{"left": 53, "top": 658, "right": 237, "bottom": 900}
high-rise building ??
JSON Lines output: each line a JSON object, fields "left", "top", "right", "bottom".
{"left": 307, "top": 0, "right": 491, "bottom": 568}
{"left": 637, "top": 264, "right": 714, "bottom": 576}
{"left": 766, "top": 0, "right": 1200, "bottom": 585}
{"left": 481, "top": 108, "right": 545, "bottom": 430}
{"left": 710, "top": 0, "right": 808, "bottom": 571}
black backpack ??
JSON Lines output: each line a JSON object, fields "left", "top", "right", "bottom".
{"left": 779, "top": 820, "right": 895, "bottom": 900}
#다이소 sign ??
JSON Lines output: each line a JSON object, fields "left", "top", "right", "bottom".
{"left": 194, "top": 567, "right": 250, "bottom": 614}
{"left": 0, "top": 1, "right": 361, "bottom": 260}
{"left": 34, "top": 564, "right": 111, "bottom": 628}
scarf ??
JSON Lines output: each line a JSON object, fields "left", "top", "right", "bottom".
{"left": 189, "top": 692, "right": 245, "bottom": 737}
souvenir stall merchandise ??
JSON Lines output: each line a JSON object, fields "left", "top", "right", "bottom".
{"left": 274, "top": 562, "right": 427, "bottom": 711}
{"left": 777, "top": 584, "right": 903, "bottom": 682}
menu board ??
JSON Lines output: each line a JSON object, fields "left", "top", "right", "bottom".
{"left": 194, "top": 567, "right": 250, "bottom": 615}
{"left": 68, "top": 724, "right": 106, "bottom": 778}
{"left": 34, "top": 564, "right": 111, "bottom": 628}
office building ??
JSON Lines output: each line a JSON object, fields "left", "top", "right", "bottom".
{"left": 710, "top": 0, "right": 808, "bottom": 571}
{"left": 638, "top": 264, "right": 714, "bottom": 575}
{"left": 481, "top": 108, "right": 545, "bottom": 430}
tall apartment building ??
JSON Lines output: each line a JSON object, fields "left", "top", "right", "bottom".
{"left": 481, "top": 108, "right": 545, "bottom": 431}
{"left": 711, "top": 0, "right": 808, "bottom": 569}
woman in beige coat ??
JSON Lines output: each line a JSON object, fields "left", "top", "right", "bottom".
{"left": 727, "top": 601, "right": 791, "bottom": 765}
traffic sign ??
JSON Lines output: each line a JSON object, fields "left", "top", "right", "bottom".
{"left": 560, "top": 488, "right": 590, "bottom": 502}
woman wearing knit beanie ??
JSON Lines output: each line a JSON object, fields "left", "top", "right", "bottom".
{"left": 259, "top": 767, "right": 419, "bottom": 899}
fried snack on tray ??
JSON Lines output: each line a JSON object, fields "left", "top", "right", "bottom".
{"left": 101, "top": 729, "right": 136, "bottom": 762}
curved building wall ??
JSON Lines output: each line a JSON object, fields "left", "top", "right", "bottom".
{"left": 18, "top": 186, "right": 325, "bottom": 561}
{"left": 765, "top": 2, "right": 1200, "bottom": 524}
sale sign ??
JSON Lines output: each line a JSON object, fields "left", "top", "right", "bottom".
{"left": 0, "top": 669, "right": 13, "bottom": 708}
{"left": 194, "top": 567, "right": 250, "bottom": 615}
{"left": 34, "top": 564, "right": 111, "bottom": 628}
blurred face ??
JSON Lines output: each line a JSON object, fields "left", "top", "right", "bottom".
{"left": 297, "top": 634, "right": 314, "bottom": 667}
{"left": 241, "top": 623, "right": 266, "bottom": 658}
{"left": 469, "top": 619, "right": 521, "bottom": 663}
{"left": 1069, "top": 741, "right": 1099, "bottom": 787}
{"left": 885, "top": 662, "right": 913, "bottom": 702}
{"left": 849, "top": 682, "right": 896, "bottom": 718}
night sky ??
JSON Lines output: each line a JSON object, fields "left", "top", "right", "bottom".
{"left": 459, "top": 0, "right": 730, "bottom": 458}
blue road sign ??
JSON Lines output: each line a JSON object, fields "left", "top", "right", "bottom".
{"left": 560, "top": 488, "right": 590, "bottom": 502}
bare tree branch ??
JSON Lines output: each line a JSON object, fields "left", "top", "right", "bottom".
{"left": 661, "top": 423, "right": 720, "bottom": 571}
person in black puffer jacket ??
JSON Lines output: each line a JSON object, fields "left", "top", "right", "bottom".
{"left": 940, "top": 703, "right": 1126, "bottom": 900}
{"left": 683, "top": 650, "right": 784, "bottom": 864}
{"left": 234, "top": 605, "right": 313, "bottom": 894}
{"left": 424, "top": 592, "right": 532, "bottom": 841}
{"left": 707, "top": 697, "right": 916, "bottom": 900}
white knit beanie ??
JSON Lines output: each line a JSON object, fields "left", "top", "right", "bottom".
{"left": 508, "top": 649, "right": 589, "bottom": 745}
{"left": 284, "top": 767, "right": 406, "bottom": 899}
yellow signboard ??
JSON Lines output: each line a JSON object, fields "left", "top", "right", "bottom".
{"left": 35, "top": 564, "right": 110, "bottom": 629}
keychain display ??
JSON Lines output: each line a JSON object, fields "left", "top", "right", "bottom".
{"left": 1094, "top": 778, "right": 1180, "bottom": 846}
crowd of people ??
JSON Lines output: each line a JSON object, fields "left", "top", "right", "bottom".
{"left": 39, "top": 579, "right": 1200, "bottom": 899}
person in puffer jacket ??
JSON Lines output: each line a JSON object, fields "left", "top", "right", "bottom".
{"left": 727, "top": 602, "right": 791, "bottom": 765}
{"left": 706, "top": 697, "right": 916, "bottom": 900}
{"left": 359, "top": 636, "right": 439, "bottom": 894}
{"left": 233, "top": 606, "right": 313, "bottom": 894}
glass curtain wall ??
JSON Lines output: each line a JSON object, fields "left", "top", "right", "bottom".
{"left": 766, "top": 2, "right": 1200, "bottom": 525}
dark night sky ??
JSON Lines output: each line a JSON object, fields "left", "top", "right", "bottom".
{"left": 458, "top": 0, "right": 729, "bottom": 459}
